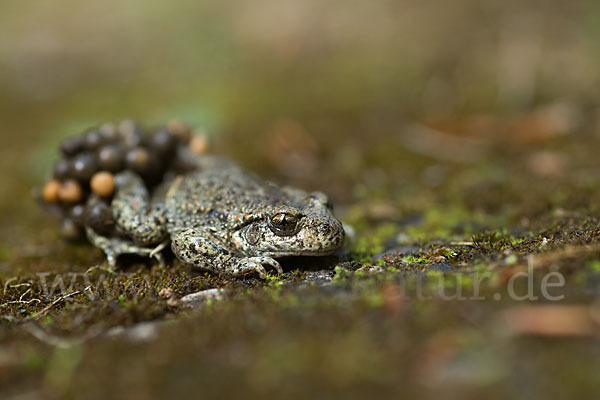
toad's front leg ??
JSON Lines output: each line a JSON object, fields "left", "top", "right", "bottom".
{"left": 86, "top": 170, "right": 169, "bottom": 266}
{"left": 112, "top": 171, "right": 168, "bottom": 246}
{"left": 171, "top": 228, "right": 283, "bottom": 279}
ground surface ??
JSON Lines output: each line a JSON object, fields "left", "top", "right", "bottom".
{"left": 3, "top": 112, "right": 600, "bottom": 400}
{"left": 3, "top": 1, "right": 600, "bottom": 399}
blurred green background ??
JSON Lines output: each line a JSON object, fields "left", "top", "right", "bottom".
{"left": 3, "top": 0, "right": 600, "bottom": 207}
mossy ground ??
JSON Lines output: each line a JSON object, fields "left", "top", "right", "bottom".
{"left": 3, "top": 124, "right": 600, "bottom": 399}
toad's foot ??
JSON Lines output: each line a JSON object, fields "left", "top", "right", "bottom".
{"left": 233, "top": 257, "right": 283, "bottom": 279}
{"left": 85, "top": 227, "right": 166, "bottom": 267}
{"left": 171, "top": 229, "right": 282, "bottom": 279}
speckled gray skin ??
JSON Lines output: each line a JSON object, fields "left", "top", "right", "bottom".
{"left": 86, "top": 148, "right": 345, "bottom": 278}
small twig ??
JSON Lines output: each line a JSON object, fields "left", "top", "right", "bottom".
{"left": 3, "top": 279, "right": 32, "bottom": 297}
{"left": 85, "top": 264, "right": 117, "bottom": 276}
{"left": 19, "top": 288, "right": 31, "bottom": 301}
{"left": 9, "top": 283, "right": 31, "bottom": 289}
{"left": 0, "top": 282, "right": 41, "bottom": 309}
{"left": 26, "top": 290, "right": 82, "bottom": 320}
{"left": 0, "top": 298, "right": 42, "bottom": 308}
{"left": 3, "top": 277, "right": 17, "bottom": 294}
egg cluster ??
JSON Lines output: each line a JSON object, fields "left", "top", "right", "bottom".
{"left": 37, "top": 119, "right": 209, "bottom": 240}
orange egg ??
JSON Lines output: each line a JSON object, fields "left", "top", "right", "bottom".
{"left": 58, "top": 180, "right": 83, "bottom": 204}
{"left": 167, "top": 120, "right": 192, "bottom": 143}
{"left": 42, "top": 180, "right": 61, "bottom": 203}
{"left": 189, "top": 133, "right": 210, "bottom": 154}
{"left": 91, "top": 171, "right": 116, "bottom": 198}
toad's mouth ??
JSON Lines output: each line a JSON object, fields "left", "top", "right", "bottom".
{"left": 259, "top": 239, "right": 345, "bottom": 258}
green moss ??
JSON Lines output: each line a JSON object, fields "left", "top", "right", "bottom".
{"left": 403, "top": 203, "right": 484, "bottom": 243}
{"left": 348, "top": 223, "right": 397, "bottom": 262}
{"left": 332, "top": 265, "right": 354, "bottom": 284}
{"left": 403, "top": 255, "right": 428, "bottom": 265}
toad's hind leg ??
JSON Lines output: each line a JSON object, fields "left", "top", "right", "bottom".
{"left": 171, "top": 229, "right": 282, "bottom": 279}
{"left": 86, "top": 227, "right": 167, "bottom": 267}
{"left": 111, "top": 171, "right": 168, "bottom": 246}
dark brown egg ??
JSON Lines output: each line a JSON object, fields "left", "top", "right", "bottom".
{"left": 72, "top": 152, "right": 98, "bottom": 182}
{"left": 85, "top": 130, "right": 105, "bottom": 150}
{"left": 85, "top": 201, "right": 114, "bottom": 236}
{"left": 149, "top": 129, "right": 176, "bottom": 155}
{"left": 167, "top": 120, "right": 192, "bottom": 143}
{"left": 123, "top": 130, "right": 143, "bottom": 149}
{"left": 60, "top": 137, "right": 85, "bottom": 157}
{"left": 125, "top": 147, "right": 152, "bottom": 175}
{"left": 97, "top": 145, "right": 124, "bottom": 172}
{"left": 53, "top": 159, "right": 72, "bottom": 180}
{"left": 69, "top": 204, "right": 86, "bottom": 225}
{"left": 118, "top": 119, "right": 137, "bottom": 135}
{"left": 118, "top": 119, "right": 143, "bottom": 148}
{"left": 99, "top": 122, "right": 119, "bottom": 142}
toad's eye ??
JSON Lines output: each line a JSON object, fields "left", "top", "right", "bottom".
{"left": 269, "top": 212, "right": 300, "bottom": 236}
